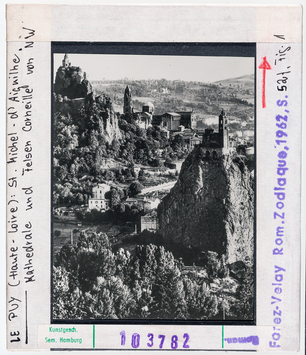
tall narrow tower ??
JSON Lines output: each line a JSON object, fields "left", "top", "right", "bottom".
{"left": 62, "top": 54, "right": 71, "bottom": 68}
{"left": 123, "top": 86, "right": 133, "bottom": 114}
{"left": 218, "top": 109, "right": 229, "bottom": 148}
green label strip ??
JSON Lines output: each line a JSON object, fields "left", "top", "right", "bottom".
{"left": 93, "top": 324, "right": 95, "bottom": 349}
{"left": 222, "top": 325, "right": 224, "bottom": 349}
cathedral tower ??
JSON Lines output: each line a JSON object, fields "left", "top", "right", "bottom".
{"left": 218, "top": 109, "right": 229, "bottom": 149}
{"left": 123, "top": 86, "right": 133, "bottom": 114}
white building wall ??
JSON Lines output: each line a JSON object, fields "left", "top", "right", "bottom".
{"left": 89, "top": 183, "right": 111, "bottom": 211}
{"left": 92, "top": 183, "right": 111, "bottom": 199}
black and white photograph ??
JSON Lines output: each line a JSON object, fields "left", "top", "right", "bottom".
{"left": 5, "top": 3, "right": 304, "bottom": 351}
{"left": 51, "top": 44, "right": 255, "bottom": 322}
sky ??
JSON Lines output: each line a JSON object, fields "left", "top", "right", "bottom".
{"left": 54, "top": 54, "right": 254, "bottom": 83}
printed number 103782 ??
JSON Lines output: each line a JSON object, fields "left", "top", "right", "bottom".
{"left": 120, "top": 331, "right": 190, "bottom": 349}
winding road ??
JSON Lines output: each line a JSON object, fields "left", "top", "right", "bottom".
{"left": 140, "top": 181, "right": 176, "bottom": 194}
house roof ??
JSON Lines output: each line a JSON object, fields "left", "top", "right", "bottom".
{"left": 94, "top": 183, "right": 111, "bottom": 189}
{"left": 141, "top": 112, "right": 152, "bottom": 118}
{"left": 175, "top": 110, "right": 193, "bottom": 114}
{"left": 126, "top": 197, "right": 141, "bottom": 203}
{"left": 142, "top": 210, "right": 158, "bottom": 217}
{"left": 144, "top": 102, "right": 154, "bottom": 107}
{"left": 165, "top": 112, "right": 181, "bottom": 117}
{"left": 191, "top": 137, "right": 202, "bottom": 142}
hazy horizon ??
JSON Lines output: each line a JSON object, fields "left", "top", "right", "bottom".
{"left": 54, "top": 54, "right": 254, "bottom": 84}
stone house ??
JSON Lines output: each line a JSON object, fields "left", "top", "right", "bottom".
{"left": 140, "top": 211, "right": 159, "bottom": 232}
{"left": 88, "top": 183, "right": 111, "bottom": 211}
{"left": 161, "top": 112, "right": 181, "bottom": 131}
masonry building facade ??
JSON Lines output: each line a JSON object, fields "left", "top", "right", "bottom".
{"left": 202, "top": 109, "right": 233, "bottom": 157}
{"left": 88, "top": 183, "right": 111, "bottom": 211}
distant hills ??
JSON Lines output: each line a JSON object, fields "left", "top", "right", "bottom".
{"left": 90, "top": 74, "right": 255, "bottom": 121}
{"left": 213, "top": 74, "right": 254, "bottom": 89}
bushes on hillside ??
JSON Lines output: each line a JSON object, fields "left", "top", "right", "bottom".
{"left": 53, "top": 232, "right": 254, "bottom": 321}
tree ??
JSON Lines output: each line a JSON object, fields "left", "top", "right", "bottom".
{"left": 53, "top": 229, "right": 241, "bottom": 321}
{"left": 77, "top": 248, "right": 116, "bottom": 292}
{"left": 55, "top": 244, "right": 78, "bottom": 275}
{"left": 110, "top": 139, "right": 120, "bottom": 158}
{"left": 129, "top": 182, "right": 142, "bottom": 197}
{"left": 138, "top": 168, "right": 145, "bottom": 181}
{"left": 171, "top": 134, "right": 184, "bottom": 153}
{"left": 115, "top": 248, "right": 131, "bottom": 283}
{"left": 53, "top": 266, "right": 85, "bottom": 319}
{"left": 54, "top": 230, "right": 61, "bottom": 238}
{"left": 85, "top": 276, "right": 136, "bottom": 319}
{"left": 205, "top": 251, "right": 221, "bottom": 280}
{"left": 109, "top": 187, "right": 124, "bottom": 208}
{"left": 235, "top": 266, "right": 254, "bottom": 320}
{"left": 94, "top": 146, "right": 106, "bottom": 174}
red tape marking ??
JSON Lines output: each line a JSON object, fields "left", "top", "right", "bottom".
{"left": 258, "top": 56, "right": 272, "bottom": 108}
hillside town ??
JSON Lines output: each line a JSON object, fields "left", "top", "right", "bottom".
{"left": 53, "top": 53, "right": 255, "bottom": 244}
{"left": 53, "top": 53, "right": 255, "bottom": 321}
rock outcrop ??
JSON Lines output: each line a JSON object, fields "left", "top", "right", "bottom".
{"left": 100, "top": 107, "right": 122, "bottom": 143}
{"left": 54, "top": 65, "right": 84, "bottom": 99}
{"left": 53, "top": 55, "right": 121, "bottom": 144}
{"left": 54, "top": 62, "right": 92, "bottom": 99}
{"left": 157, "top": 147, "right": 254, "bottom": 264}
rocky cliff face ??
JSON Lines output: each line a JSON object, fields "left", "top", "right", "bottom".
{"left": 100, "top": 108, "right": 122, "bottom": 143}
{"left": 157, "top": 147, "right": 254, "bottom": 264}
{"left": 54, "top": 66, "right": 92, "bottom": 99}
{"left": 85, "top": 93, "right": 122, "bottom": 143}
{"left": 54, "top": 90, "right": 121, "bottom": 144}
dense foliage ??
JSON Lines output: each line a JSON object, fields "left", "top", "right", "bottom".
{"left": 53, "top": 96, "right": 186, "bottom": 207}
{"left": 53, "top": 232, "right": 254, "bottom": 320}
{"left": 52, "top": 79, "right": 255, "bottom": 321}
